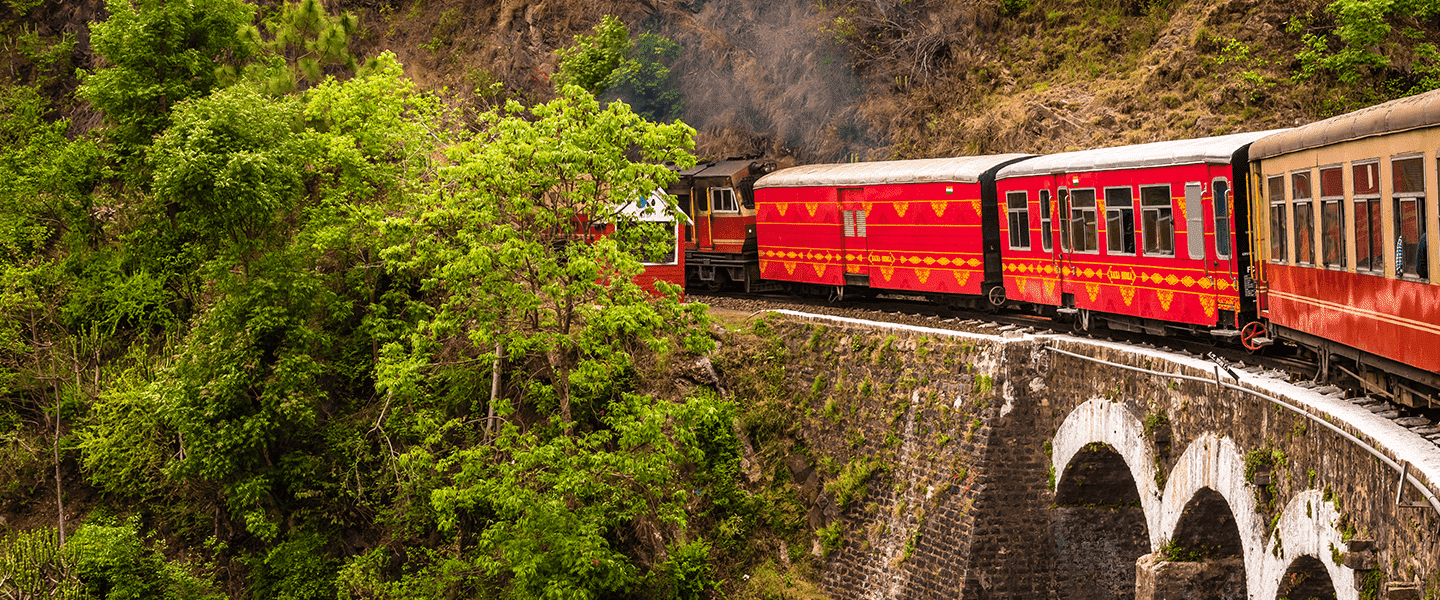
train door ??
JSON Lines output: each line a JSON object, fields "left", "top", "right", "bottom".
{"left": 839, "top": 188, "right": 869, "bottom": 284}
{"left": 679, "top": 192, "right": 697, "bottom": 251}
{"left": 1211, "top": 176, "right": 1235, "bottom": 326}
{"left": 1184, "top": 181, "right": 1217, "bottom": 322}
{"left": 1057, "top": 183, "right": 1077, "bottom": 306}
{"left": 1042, "top": 185, "right": 1063, "bottom": 305}
{"left": 696, "top": 187, "right": 715, "bottom": 251}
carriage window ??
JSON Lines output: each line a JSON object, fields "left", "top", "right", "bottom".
{"left": 1353, "top": 161, "right": 1381, "bottom": 272}
{"left": 616, "top": 220, "right": 677, "bottom": 264}
{"left": 1213, "top": 178, "right": 1232, "bottom": 259}
{"left": 1039, "top": 190, "right": 1053, "bottom": 252}
{"left": 1007, "top": 191, "right": 1031, "bottom": 250}
{"left": 1393, "top": 157, "right": 1428, "bottom": 279}
{"left": 1268, "top": 176, "right": 1286, "bottom": 263}
{"left": 1320, "top": 167, "right": 1345, "bottom": 269}
{"left": 1185, "top": 182, "right": 1204, "bottom": 260}
{"left": 1070, "top": 188, "right": 1098, "bottom": 252}
{"left": 1139, "top": 185, "right": 1174, "bottom": 257}
{"left": 1292, "top": 172, "right": 1315, "bottom": 265}
{"left": 1059, "top": 188, "right": 1071, "bottom": 251}
{"left": 710, "top": 187, "right": 738, "bottom": 212}
{"left": 1105, "top": 187, "right": 1135, "bottom": 255}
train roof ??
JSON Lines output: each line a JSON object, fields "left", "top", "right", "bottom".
{"left": 995, "top": 130, "right": 1287, "bottom": 179}
{"left": 753, "top": 154, "right": 1033, "bottom": 189}
{"left": 1249, "top": 88, "right": 1440, "bottom": 160}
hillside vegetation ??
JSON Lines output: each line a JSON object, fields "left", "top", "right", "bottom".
{"left": 0, "top": 0, "right": 1436, "bottom": 598}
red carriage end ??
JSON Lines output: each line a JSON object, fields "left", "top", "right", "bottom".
{"left": 752, "top": 155, "right": 1031, "bottom": 305}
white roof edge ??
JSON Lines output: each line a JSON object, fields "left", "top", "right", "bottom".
{"left": 995, "top": 130, "right": 1291, "bottom": 179}
{"left": 754, "top": 154, "right": 1034, "bottom": 189}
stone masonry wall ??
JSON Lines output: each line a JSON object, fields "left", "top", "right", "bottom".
{"left": 747, "top": 313, "right": 1440, "bottom": 599}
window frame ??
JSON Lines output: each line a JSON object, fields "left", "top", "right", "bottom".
{"left": 1352, "top": 160, "right": 1382, "bottom": 273}
{"left": 1104, "top": 186, "right": 1136, "bottom": 256}
{"left": 1391, "top": 154, "right": 1428, "bottom": 281}
{"left": 1267, "top": 175, "right": 1287, "bottom": 264}
{"left": 1318, "top": 165, "right": 1345, "bottom": 269}
{"left": 1291, "top": 171, "right": 1315, "bottom": 266}
{"left": 1212, "top": 178, "right": 1233, "bottom": 260}
{"left": 1140, "top": 184, "right": 1174, "bottom": 257}
{"left": 1006, "top": 190, "right": 1032, "bottom": 250}
{"left": 1039, "top": 189, "right": 1053, "bottom": 252}
{"left": 1069, "top": 188, "right": 1099, "bottom": 254}
{"left": 710, "top": 187, "right": 739, "bottom": 213}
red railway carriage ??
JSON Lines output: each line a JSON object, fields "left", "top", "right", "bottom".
{"left": 1248, "top": 89, "right": 1440, "bottom": 406}
{"left": 668, "top": 159, "right": 773, "bottom": 292}
{"left": 993, "top": 131, "right": 1282, "bottom": 335}
{"left": 752, "top": 155, "right": 1031, "bottom": 304}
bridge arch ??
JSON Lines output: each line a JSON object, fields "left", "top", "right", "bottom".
{"left": 1157, "top": 433, "right": 1267, "bottom": 592}
{"left": 1052, "top": 398, "right": 1163, "bottom": 547}
{"left": 1257, "top": 490, "right": 1356, "bottom": 600}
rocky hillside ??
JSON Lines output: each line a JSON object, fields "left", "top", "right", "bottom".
{"left": 7, "top": 0, "right": 1438, "bottom": 163}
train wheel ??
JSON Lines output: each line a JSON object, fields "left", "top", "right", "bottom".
{"left": 1240, "top": 321, "right": 1267, "bottom": 352}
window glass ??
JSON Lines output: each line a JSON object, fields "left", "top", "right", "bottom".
{"left": 1213, "top": 179, "right": 1231, "bottom": 259}
{"left": 1104, "top": 187, "right": 1135, "bottom": 255}
{"left": 1292, "top": 172, "right": 1312, "bottom": 199}
{"left": 1393, "top": 157, "right": 1424, "bottom": 194}
{"left": 1140, "top": 185, "right": 1173, "bottom": 256}
{"left": 1320, "top": 167, "right": 1344, "bottom": 197}
{"left": 1393, "top": 157, "right": 1428, "bottom": 279}
{"left": 1039, "top": 190, "right": 1053, "bottom": 252}
{"left": 1355, "top": 198, "right": 1382, "bottom": 271}
{"left": 1185, "top": 182, "right": 1204, "bottom": 260}
{"left": 1292, "top": 172, "right": 1314, "bottom": 264}
{"left": 1267, "top": 176, "right": 1286, "bottom": 262}
{"left": 1320, "top": 167, "right": 1344, "bottom": 268}
{"left": 1353, "top": 162, "right": 1379, "bottom": 195}
{"left": 1059, "top": 188, "right": 1071, "bottom": 251}
{"left": 711, "top": 188, "right": 738, "bottom": 212}
{"left": 1353, "top": 162, "right": 1381, "bottom": 272}
{"left": 1007, "top": 191, "right": 1031, "bottom": 250}
{"left": 1070, "top": 189, "right": 1098, "bottom": 252}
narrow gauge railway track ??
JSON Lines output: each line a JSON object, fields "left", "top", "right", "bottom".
{"left": 691, "top": 292, "right": 1440, "bottom": 446}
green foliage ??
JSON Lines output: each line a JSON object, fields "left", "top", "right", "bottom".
{"left": 665, "top": 538, "right": 715, "bottom": 600}
{"left": 555, "top": 15, "right": 631, "bottom": 95}
{"left": 0, "top": 527, "right": 82, "bottom": 598}
{"left": 70, "top": 518, "right": 223, "bottom": 600}
{"left": 245, "top": 530, "right": 337, "bottom": 600}
{"left": 816, "top": 522, "right": 844, "bottom": 557}
{"left": 229, "top": 0, "right": 363, "bottom": 95}
{"left": 607, "top": 31, "right": 685, "bottom": 122}
{"left": 79, "top": 0, "right": 258, "bottom": 155}
{"left": 826, "top": 456, "right": 880, "bottom": 510}
{"left": 1294, "top": 0, "right": 1440, "bottom": 95}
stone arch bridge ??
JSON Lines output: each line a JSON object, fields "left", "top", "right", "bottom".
{"left": 752, "top": 310, "right": 1440, "bottom": 600}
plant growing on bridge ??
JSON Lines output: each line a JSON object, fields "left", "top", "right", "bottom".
{"left": 827, "top": 455, "right": 882, "bottom": 510}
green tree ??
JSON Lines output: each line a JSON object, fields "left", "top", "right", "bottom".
{"left": 554, "top": 15, "right": 632, "bottom": 96}
{"left": 229, "top": 0, "right": 363, "bottom": 95}
{"left": 608, "top": 31, "right": 685, "bottom": 122}
{"left": 78, "top": 0, "right": 257, "bottom": 156}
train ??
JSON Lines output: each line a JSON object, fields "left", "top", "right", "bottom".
{"left": 671, "top": 89, "right": 1440, "bottom": 408}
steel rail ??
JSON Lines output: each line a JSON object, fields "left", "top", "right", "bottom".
{"left": 1043, "top": 344, "right": 1440, "bottom": 516}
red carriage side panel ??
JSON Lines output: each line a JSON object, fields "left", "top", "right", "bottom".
{"left": 1264, "top": 266, "right": 1440, "bottom": 374}
{"left": 755, "top": 185, "right": 845, "bottom": 285}
{"left": 995, "top": 131, "right": 1278, "bottom": 329}
{"left": 860, "top": 182, "right": 987, "bottom": 295}
{"left": 755, "top": 155, "right": 1032, "bottom": 296}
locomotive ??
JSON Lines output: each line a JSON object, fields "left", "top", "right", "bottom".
{"left": 694, "top": 89, "right": 1440, "bottom": 408}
